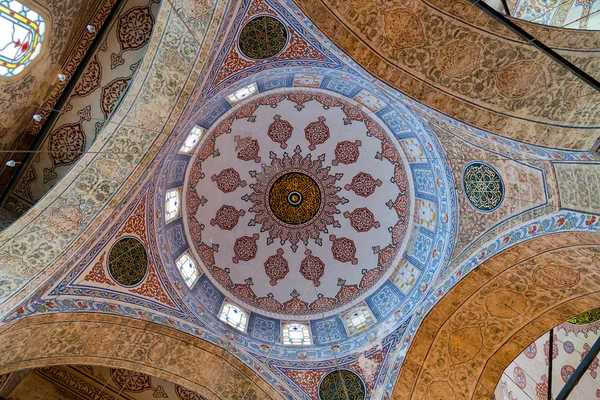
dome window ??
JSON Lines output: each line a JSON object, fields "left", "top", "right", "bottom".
{"left": 175, "top": 253, "right": 199, "bottom": 288}
{"left": 180, "top": 126, "right": 204, "bottom": 154}
{"left": 344, "top": 305, "right": 376, "bottom": 335}
{"left": 282, "top": 323, "right": 311, "bottom": 345}
{"left": 165, "top": 189, "right": 180, "bottom": 222}
{"left": 219, "top": 303, "right": 248, "bottom": 332}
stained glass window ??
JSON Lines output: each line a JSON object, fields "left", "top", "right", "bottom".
{"left": 175, "top": 253, "right": 198, "bottom": 288}
{"left": 344, "top": 305, "right": 376, "bottom": 335}
{"left": 180, "top": 126, "right": 203, "bottom": 154}
{"left": 165, "top": 190, "right": 180, "bottom": 222}
{"left": 282, "top": 323, "right": 311, "bottom": 345}
{"left": 219, "top": 303, "right": 248, "bottom": 331}
{"left": 0, "top": 0, "right": 45, "bottom": 77}
{"left": 227, "top": 83, "right": 257, "bottom": 103}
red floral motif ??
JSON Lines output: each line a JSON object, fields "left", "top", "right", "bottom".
{"left": 304, "top": 116, "right": 330, "bottom": 151}
{"left": 234, "top": 135, "right": 261, "bottom": 163}
{"left": 84, "top": 254, "right": 114, "bottom": 284}
{"left": 212, "top": 116, "right": 234, "bottom": 138}
{"left": 48, "top": 205, "right": 83, "bottom": 234}
{"left": 332, "top": 140, "right": 361, "bottom": 165}
{"left": 377, "top": 140, "right": 401, "bottom": 165}
{"left": 300, "top": 249, "right": 325, "bottom": 287}
{"left": 387, "top": 193, "right": 410, "bottom": 218}
{"left": 116, "top": 194, "right": 147, "bottom": 243}
{"left": 329, "top": 235, "right": 358, "bottom": 264}
{"left": 365, "top": 117, "right": 387, "bottom": 140}
{"left": 336, "top": 280, "right": 360, "bottom": 302}
{"left": 255, "top": 293, "right": 284, "bottom": 312}
{"left": 130, "top": 263, "right": 175, "bottom": 307}
{"left": 199, "top": 138, "right": 216, "bottom": 161}
{"left": 198, "top": 243, "right": 218, "bottom": 268}
{"left": 535, "top": 374, "right": 549, "bottom": 400}
{"left": 246, "top": 0, "right": 278, "bottom": 19}
{"left": 287, "top": 92, "right": 313, "bottom": 111}
{"left": 235, "top": 101, "right": 259, "bottom": 122}
{"left": 48, "top": 122, "right": 86, "bottom": 168}
{"left": 374, "top": 245, "right": 396, "bottom": 268}
{"left": 360, "top": 267, "right": 383, "bottom": 290}
{"left": 189, "top": 162, "right": 203, "bottom": 187}
{"left": 341, "top": 104, "right": 364, "bottom": 125}
{"left": 391, "top": 218, "right": 409, "bottom": 246}
{"left": 210, "top": 205, "right": 245, "bottom": 230}
{"left": 264, "top": 248, "right": 289, "bottom": 286}
{"left": 211, "top": 168, "right": 247, "bottom": 193}
{"left": 212, "top": 266, "right": 233, "bottom": 288}
{"left": 534, "top": 266, "right": 580, "bottom": 289}
{"left": 100, "top": 77, "right": 132, "bottom": 118}
{"left": 233, "top": 279, "right": 257, "bottom": 302}
{"left": 232, "top": 233, "right": 260, "bottom": 263}
{"left": 267, "top": 115, "right": 293, "bottom": 148}
{"left": 258, "top": 93, "right": 286, "bottom": 106}
{"left": 394, "top": 165, "right": 409, "bottom": 194}
{"left": 345, "top": 172, "right": 382, "bottom": 197}
{"left": 188, "top": 216, "right": 203, "bottom": 246}
{"left": 187, "top": 190, "right": 202, "bottom": 215}
{"left": 283, "top": 289, "right": 309, "bottom": 313}
{"left": 315, "top": 93, "right": 342, "bottom": 109}
{"left": 309, "top": 294, "right": 337, "bottom": 312}
{"left": 343, "top": 207, "right": 380, "bottom": 232}
{"left": 582, "top": 342, "right": 599, "bottom": 378}
{"left": 561, "top": 365, "right": 575, "bottom": 383}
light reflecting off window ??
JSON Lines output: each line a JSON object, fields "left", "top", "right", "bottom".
{"left": 227, "top": 83, "right": 257, "bottom": 103}
{"left": 165, "top": 190, "right": 180, "bottom": 222}
{"left": 175, "top": 253, "right": 198, "bottom": 288}
{"left": 220, "top": 303, "right": 248, "bottom": 331}
{"left": 344, "top": 305, "right": 376, "bottom": 335}
{"left": 0, "top": 0, "right": 45, "bottom": 77}
{"left": 180, "top": 126, "right": 204, "bottom": 153}
{"left": 282, "top": 323, "right": 311, "bottom": 345}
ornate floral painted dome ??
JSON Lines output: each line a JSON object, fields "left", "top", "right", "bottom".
{"left": 184, "top": 90, "right": 412, "bottom": 318}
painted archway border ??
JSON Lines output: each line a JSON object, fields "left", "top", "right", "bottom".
{"left": 0, "top": 313, "right": 284, "bottom": 400}
{"left": 393, "top": 231, "right": 600, "bottom": 399}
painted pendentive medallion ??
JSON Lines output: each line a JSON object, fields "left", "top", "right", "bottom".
{"left": 319, "top": 370, "right": 366, "bottom": 400}
{"left": 239, "top": 16, "right": 288, "bottom": 60}
{"left": 462, "top": 162, "right": 504, "bottom": 212}
{"left": 108, "top": 237, "right": 148, "bottom": 286}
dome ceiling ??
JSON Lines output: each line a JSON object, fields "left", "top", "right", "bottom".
{"left": 185, "top": 89, "right": 411, "bottom": 318}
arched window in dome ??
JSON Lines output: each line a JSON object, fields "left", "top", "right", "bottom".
{"left": 175, "top": 253, "right": 198, "bottom": 288}
{"left": 0, "top": 0, "right": 45, "bottom": 77}
{"left": 343, "top": 305, "right": 376, "bottom": 335}
{"left": 219, "top": 303, "right": 248, "bottom": 331}
{"left": 180, "top": 126, "right": 204, "bottom": 154}
{"left": 282, "top": 323, "right": 311, "bottom": 345}
{"left": 227, "top": 82, "right": 257, "bottom": 103}
{"left": 165, "top": 189, "right": 180, "bottom": 222}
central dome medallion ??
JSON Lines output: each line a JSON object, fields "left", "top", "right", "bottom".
{"left": 268, "top": 172, "right": 321, "bottom": 225}
{"left": 184, "top": 90, "right": 412, "bottom": 318}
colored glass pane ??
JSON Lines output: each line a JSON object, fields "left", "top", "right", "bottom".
{"left": 165, "top": 190, "right": 179, "bottom": 222}
{"left": 220, "top": 303, "right": 248, "bottom": 331}
{"left": 175, "top": 253, "right": 198, "bottom": 288}
{"left": 344, "top": 305, "right": 376, "bottom": 335}
{"left": 227, "top": 83, "right": 257, "bottom": 103}
{"left": 282, "top": 323, "right": 311, "bottom": 345}
{"left": 180, "top": 126, "right": 203, "bottom": 154}
{"left": 0, "top": 0, "right": 45, "bottom": 77}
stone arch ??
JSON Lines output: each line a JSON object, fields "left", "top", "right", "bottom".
{"left": 393, "top": 231, "right": 600, "bottom": 399}
{"left": 0, "top": 313, "right": 283, "bottom": 400}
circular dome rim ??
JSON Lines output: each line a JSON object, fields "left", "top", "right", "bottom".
{"left": 181, "top": 87, "right": 416, "bottom": 321}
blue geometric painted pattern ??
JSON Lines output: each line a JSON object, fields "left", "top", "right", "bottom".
{"left": 248, "top": 313, "right": 280, "bottom": 343}
{"left": 310, "top": 316, "right": 348, "bottom": 345}
{"left": 365, "top": 280, "right": 403, "bottom": 320}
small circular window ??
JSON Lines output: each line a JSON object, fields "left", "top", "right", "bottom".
{"left": 238, "top": 16, "right": 287, "bottom": 59}
{"left": 108, "top": 237, "right": 148, "bottom": 286}
{"left": 462, "top": 162, "right": 504, "bottom": 212}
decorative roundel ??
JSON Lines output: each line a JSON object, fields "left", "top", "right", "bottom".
{"left": 513, "top": 366, "right": 527, "bottom": 389}
{"left": 108, "top": 237, "right": 148, "bottom": 286}
{"left": 239, "top": 16, "right": 288, "bottom": 59}
{"left": 561, "top": 365, "right": 575, "bottom": 383}
{"left": 269, "top": 172, "right": 321, "bottom": 225}
{"left": 524, "top": 342, "right": 537, "bottom": 359}
{"left": 319, "top": 370, "right": 366, "bottom": 400}
{"left": 563, "top": 341, "right": 575, "bottom": 354}
{"left": 462, "top": 162, "right": 504, "bottom": 212}
{"left": 567, "top": 307, "right": 600, "bottom": 325}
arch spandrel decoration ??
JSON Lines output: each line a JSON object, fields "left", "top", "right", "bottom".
{"left": 0, "top": 313, "right": 284, "bottom": 400}
{"left": 393, "top": 231, "right": 600, "bottom": 400}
